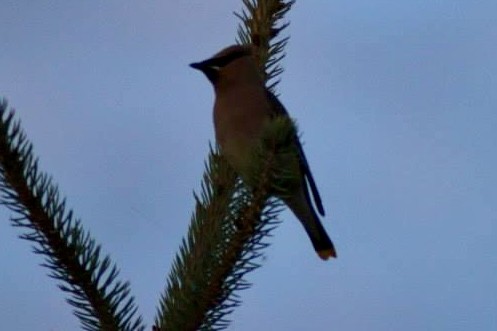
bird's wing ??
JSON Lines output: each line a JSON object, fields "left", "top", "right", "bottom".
{"left": 265, "top": 90, "right": 325, "bottom": 216}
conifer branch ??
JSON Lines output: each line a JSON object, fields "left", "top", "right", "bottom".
{"left": 155, "top": 147, "right": 285, "bottom": 331}
{"left": 236, "top": 0, "right": 295, "bottom": 90}
{"left": 0, "top": 100, "right": 145, "bottom": 331}
{"left": 155, "top": 1, "right": 295, "bottom": 330}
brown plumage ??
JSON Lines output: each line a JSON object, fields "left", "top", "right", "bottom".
{"left": 190, "top": 44, "right": 336, "bottom": 260}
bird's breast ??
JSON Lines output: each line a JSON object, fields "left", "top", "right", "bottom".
{"left": 213, "top": 85, "right": 270, "bottom": 174}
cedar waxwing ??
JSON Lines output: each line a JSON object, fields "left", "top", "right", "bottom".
{"left": 190, "top": 44, "right": 336, "bottom": 260}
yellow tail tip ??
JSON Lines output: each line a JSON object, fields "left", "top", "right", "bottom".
{"left": 317, "top": 249, "right": 337, "bottom": 260}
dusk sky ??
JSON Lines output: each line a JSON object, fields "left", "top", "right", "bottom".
{"left": 1, "top": 1, "right": 496, "bottom": 330}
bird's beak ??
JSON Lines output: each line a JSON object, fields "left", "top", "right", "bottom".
{"left": 189, "top": 62, "right": 204, "bottom": 71}
{"left": 190, "top": 59, "right": 219, "bottom": 84}
{"left": 190, "top": 58, "right": 220, "bottom": 72}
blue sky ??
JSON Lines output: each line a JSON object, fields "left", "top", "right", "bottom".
{"left": 1, "top": 1, "right": 496, "bottom": 330}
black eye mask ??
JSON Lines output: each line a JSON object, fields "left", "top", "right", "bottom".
{"left": 190, "top": 49, "right": 250, "bottom": 84}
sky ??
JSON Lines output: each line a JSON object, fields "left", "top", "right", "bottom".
{"left": 1, "top": 1, "right": 496, "bottom": 330}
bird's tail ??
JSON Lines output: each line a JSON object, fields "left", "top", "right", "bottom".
{"left": 285, "top": 190, "right": 337, "bottom": 260}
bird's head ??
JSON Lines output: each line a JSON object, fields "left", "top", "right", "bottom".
{"left": 190, "top": 44, "right": 262, "bottom": 89}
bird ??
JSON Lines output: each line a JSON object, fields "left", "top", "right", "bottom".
{"left": 190, "top": 44, "right": 336, "bottom": 260}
